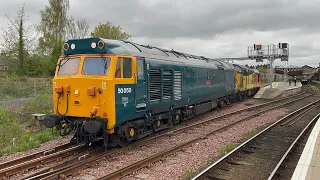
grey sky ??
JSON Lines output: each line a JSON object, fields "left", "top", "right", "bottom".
{"left": 0, "top": 0, "right": 319, "bottom": 67}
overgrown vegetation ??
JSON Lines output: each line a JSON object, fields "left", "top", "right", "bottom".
{"left": 0, "top": 105, "right": 55, "bottom": 156}
{"left": 0, "top": 87, "right": 56, "bottom": 156}
{"left": 21, "top": 93, "right": 53, "bottom": 129}
{"left": 180, "top": 170, "right": 196, "bottom": 180}
{"left": 219, "top": 144, "right": 236, "bottom": 156}
{"left": 243, "top": 130, "right": 257, "bottom": 140}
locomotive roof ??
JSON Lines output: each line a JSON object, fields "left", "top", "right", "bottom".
{"left": 233, "top": 64, "right": 260, "bottom": 74}
{"left": 63, "top": 38, "right": 234, "bottom": 70}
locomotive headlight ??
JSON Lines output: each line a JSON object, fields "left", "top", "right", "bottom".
{"left": 91, "top": 42, "right": 97, "bottom": 49}
{"left": 98, "top": 40, "right": 104, "bottom": 49}
{"left": 74, "top": 89, "right": 79, "bottom": 96}
{"left": 63, "top": 43, "right": 69, "bottom": 51}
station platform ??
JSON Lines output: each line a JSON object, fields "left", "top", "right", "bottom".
{"left": 254, "top": 81, "right": 302, "bottom": 99}
{"left": 291, "top": 116, "right": 320, "bottom": 180}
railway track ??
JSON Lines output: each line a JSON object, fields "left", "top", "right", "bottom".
{"left": 0, "top": 143, "right": 72, "bottom": 171}
{"left": 268, "top": 113, "right": 319, "bottom": 180}
{"left": 192, "top": 99, "right": 320, "bottom": 180}
{"left": 95, "top": 87, "right": 316, "bottom": 180}
{"left": 0, "top": 144, "right": 86, "bottom": 179}
{"left": 1, "top": 86, "right": 310, "bottom": 179}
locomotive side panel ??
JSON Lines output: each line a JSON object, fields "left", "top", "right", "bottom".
{"left": 43, "top": 38, "right": 259, "bottom": 148}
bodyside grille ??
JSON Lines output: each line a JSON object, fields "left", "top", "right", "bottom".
{"left": 149, "top": 69, "right": 161, "bottom": 101}
{"left": 174, "top": 71, "right": 182, "bottom": 100}
{"left": 162, "top": 70, "right": 173, "bottom": 100}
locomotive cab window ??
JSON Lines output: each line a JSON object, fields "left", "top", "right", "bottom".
{"left": 82, "top": 57, "right": 111, "bottom": 75}
{"left": 137, "top": 60, "right": 144, "bottom": 79}
{"left": 58, "top": 57, "right": 80, "bottom": 76}
{"left": 123, "top": 58, "right": 132, "bottom": 78}
{"left": 115, "top": 57, "right": 133, "bottom": 79}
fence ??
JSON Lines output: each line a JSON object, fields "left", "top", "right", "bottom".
{"left": 0, "top": 77, "right": 52, "bottom": 100}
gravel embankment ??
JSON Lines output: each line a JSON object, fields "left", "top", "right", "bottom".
{"left": 0, "top": 97, "right": 33, "bottom": 109}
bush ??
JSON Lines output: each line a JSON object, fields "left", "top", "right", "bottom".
{"left": 35, "top": 130, "right": 52, "bottom": 143}
{"left": 23, "top": 93, "right": 53, "bottom": 115}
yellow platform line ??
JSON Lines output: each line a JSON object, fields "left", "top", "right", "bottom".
{"left": 273, "top": 82, "right": 279, "bottom": 88}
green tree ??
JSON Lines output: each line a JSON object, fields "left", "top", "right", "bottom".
{"left": 1, "top": 4, "right": 33, "bottom": 75}
{"left": 38, "top": 0, "right": 70, "bottom": 75}
{"left": 90, "top": 22, "right": 131, "bottom": 40}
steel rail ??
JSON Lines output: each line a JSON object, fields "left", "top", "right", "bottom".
{"left": 0, "top": 143, "right": 73, "bottom": 170}
{"left": 0, "top": 144, "right": 85, "bottom": 178}
{"left": 267, "top": 112, "right": 320, "bottom": 180}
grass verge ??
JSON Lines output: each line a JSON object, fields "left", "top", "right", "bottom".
{"left": 0, "top": 90, "right": 58, "bottom": 156}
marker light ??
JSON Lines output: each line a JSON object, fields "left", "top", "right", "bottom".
{"left": 71, "top": 43, "right": 76, "bottom": 50}
{"left": 63, "top": 43, "right": 69, "bottom": 51}
{"left": 74, "top": 89, "right": 79, "bottom": 95}
{"left": 91, "top": 42, "right": 97, "bottom": 49}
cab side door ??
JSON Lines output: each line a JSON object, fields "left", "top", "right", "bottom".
{"left": 135, "top": 57, "right": 146, "bottom": 110}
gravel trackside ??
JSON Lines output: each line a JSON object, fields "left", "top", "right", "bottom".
{"left": 71, "top": 105, "right": 288, "bottom": 179}
{"left": 119, "top": 108, "right": 289, "bottom": 180}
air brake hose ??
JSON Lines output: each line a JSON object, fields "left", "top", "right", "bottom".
{"left": 56, "top": 93, "right": 70, "bottom": 136}
{"left": 56, "top": 93, "right": 69, "bottom": 116}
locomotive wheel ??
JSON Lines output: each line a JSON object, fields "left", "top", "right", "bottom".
{"left": 172, "top": 114, "right": 180, "bottom": 125}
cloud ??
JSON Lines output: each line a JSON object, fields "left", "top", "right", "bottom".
{"left": 0, "top": 0, "right": 319, "bottom": 67}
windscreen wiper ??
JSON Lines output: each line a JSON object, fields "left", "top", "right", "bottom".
{"left": 103, "top": 59, "right": 108, "bottom": 74}
{"left": 100, "top": 54, "right": 108, "bottom": 74}
{"left": 59, "top": 57, "right": 70, "bottom": 67}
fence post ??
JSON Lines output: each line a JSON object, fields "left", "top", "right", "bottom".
{"left": 34, "top": 79, "right": 36, "bottom": 96}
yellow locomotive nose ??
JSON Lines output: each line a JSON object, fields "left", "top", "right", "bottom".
{"left": 53, "top": 79, "right": 109, "bottom": 119}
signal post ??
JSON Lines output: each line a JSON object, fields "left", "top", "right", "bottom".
{"left": 247, "top": 43, "right": 289, "bottom": 88}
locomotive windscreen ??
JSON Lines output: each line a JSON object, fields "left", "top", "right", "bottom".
{"left": 58, "top": 57, "right": 80, "bottom": 76}
{"left": 82, "top": 57, "right": 111, "bottom": 75}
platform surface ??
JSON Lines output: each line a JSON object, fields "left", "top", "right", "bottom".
{"left": 291, "top": 117, "right": 320, "bottom": 180}
{"left": 254, "top": 81, "right": 302, "bottom": 99}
